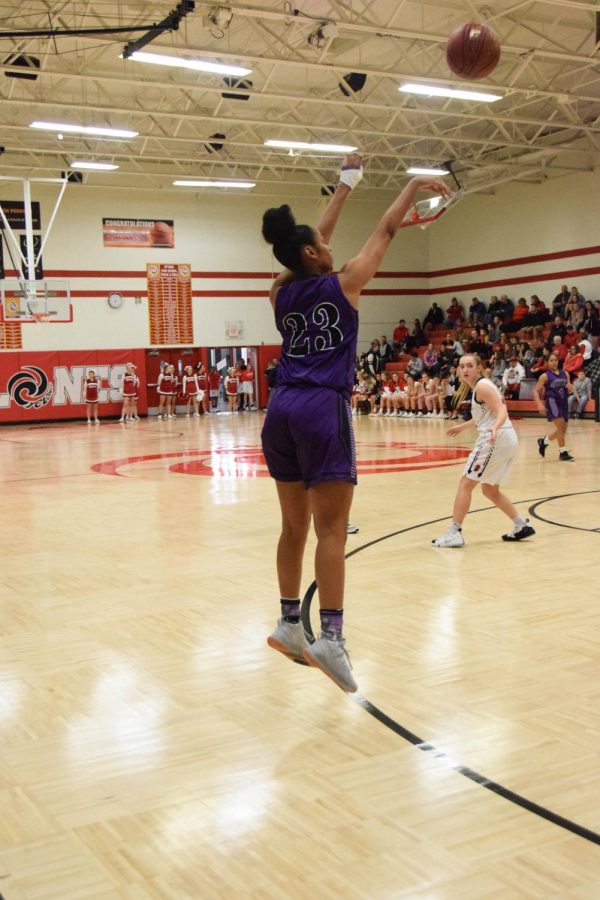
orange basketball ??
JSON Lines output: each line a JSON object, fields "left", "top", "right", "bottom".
{"left": 446, "top": 22, "right": 501, "bottom": 80}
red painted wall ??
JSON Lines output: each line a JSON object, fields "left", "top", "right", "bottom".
{"left": 0, "top": 349, "right": 147, "bottom": 423}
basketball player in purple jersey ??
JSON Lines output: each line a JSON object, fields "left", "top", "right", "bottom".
{"left": 261, "top": 155, "right": 452, "bottom": 691}
{"left": 533, "top": 352, "right": 574, "bottom": 461}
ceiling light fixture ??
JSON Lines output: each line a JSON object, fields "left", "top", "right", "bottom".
{"left": 173, "top": 179, "right": 255, "bottom": 188}
{"left": 127, "top": 50, "right": 251, "bottom": 77}
{"left": 70, "top": 161, "right": 119, "bottom": 170}
{"left": 406, "top": 166, "right": 449, "bottom": 176}
{"left": 264, "top": 140, "right": 357, "bottom": 153}
{"left": 30, "top": 121, "right": 138, "bottom": 138}
{"left": 399, "top": 83, "right": 502, "bottom": 102}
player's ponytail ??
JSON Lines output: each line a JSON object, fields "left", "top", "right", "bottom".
{"left": 262, "top": 204, "right": 315, "bottom": 271}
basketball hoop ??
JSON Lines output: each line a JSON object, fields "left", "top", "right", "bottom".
{"left": 31, "top": 312, "right": 52, "bottom": 323}
{"left": 399, "top": 189, "right": 464, "bottom": 230}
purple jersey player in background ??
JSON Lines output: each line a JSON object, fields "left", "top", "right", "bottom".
{"left": 533, "top": 352, "right": 574, "bottom": 461}
{"left": 261, "top": 154, "right": 452, "bottom": 692}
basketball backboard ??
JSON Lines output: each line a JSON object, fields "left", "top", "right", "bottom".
{"left": 0, "top": 279, "right": 72, "bottom": 323}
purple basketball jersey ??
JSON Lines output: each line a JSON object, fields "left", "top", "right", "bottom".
{"left": 275, "top": 274, "right": 358, "bottom": 399}
{"left": 545, "top": 369, "right": 569, "bottom": 421}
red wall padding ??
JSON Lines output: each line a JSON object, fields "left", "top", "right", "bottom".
{"left": 0, "top": 349, "right": 147, "bottom": 423}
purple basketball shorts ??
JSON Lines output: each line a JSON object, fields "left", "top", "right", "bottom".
{"left": 546, "top": 396, "right": 568, "bottom": 422}
{"left": 261, "top": 386, "right": 357, "bottom": 488}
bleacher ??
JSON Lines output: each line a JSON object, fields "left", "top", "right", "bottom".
{"left": 384, "top": 325, "right": 597, "bottom": 417}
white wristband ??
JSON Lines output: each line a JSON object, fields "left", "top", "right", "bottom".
{"left": 339, "top": 166, "right": 363, "bottom": 190}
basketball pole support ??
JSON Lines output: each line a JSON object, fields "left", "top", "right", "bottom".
{"left": 0, "top": 176, "right": 68, "bottom": 283}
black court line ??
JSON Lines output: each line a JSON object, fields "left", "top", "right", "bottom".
{"left": 528, "top": 489, "right": 600, "bottom": 534}
{"left": 301, "top": 489, "right": 600, "bottom": 847}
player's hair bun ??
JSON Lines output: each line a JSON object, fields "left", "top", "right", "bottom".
{"left": 262, "top": 204, "right": 296, "bottom": 245}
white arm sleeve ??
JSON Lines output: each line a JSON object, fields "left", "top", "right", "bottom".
{"left": 339, "top": 165, "right": 363, "bottom": 190}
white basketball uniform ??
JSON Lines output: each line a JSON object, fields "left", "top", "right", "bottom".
{"left": 463, "top": 377, "right": 518, "bottom": 484}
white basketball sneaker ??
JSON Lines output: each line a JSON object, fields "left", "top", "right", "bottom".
{"left": 432, "top": 525, "right": 465, "bottom": 548}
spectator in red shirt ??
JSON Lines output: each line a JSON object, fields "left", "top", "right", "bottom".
{"left": 392, "top": 319, "right": 409, "bottom": 357}
{"left": 444, "top": 297, "right": 465, "bottom": 328}
{"left": 563, "top": 325, "right": 580, "bottom": 350}
{"left": 550, "top": 335, "right": 568, "bottom": 364}
{"left": 563, "top": 345, "right": 584, "bottom": 376}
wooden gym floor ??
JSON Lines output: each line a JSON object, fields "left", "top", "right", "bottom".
{"left": 0, "top": 410, "right": 599, "bottom": 899}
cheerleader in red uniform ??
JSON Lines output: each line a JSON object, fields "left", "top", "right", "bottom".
{"left": 130, "top": 364, "right": 141, "bottom": 421}
{"left": 83, "top": 370, "right": 100, "bottom": 424}
{"left": 196, "top": 363, "right": 209, "bottom": 415}
{"left": 182, "top": 365, "right": 202, "bottom": 417}
{"left": 224, "top": 366, "right": 239, "bottom": 414}
{"left": 157, "top": 364, "right": 177, "bottom": 419}
{"left": 120, "top": 363, "right": 138, "bottom": 423}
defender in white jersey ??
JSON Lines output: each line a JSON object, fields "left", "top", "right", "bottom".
{"left": 432, "top": 354, "right": 535, "bottom": 547}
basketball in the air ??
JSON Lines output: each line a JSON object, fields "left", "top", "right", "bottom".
{"left": 446, "top": 22, "right": 501, "bottom": 80}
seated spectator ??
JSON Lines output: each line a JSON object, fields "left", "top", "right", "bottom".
{"left": 550, "top": 334, "right": 568, "bottom": 364}
{"left": 445, "top": 333, "right": 464, "bottom": 359}
{"left": 400, "top": 374, "right": 422, "bottom": 417}
{"left": 468, "top": 296, "right": 487, "bottom": 325}
{"left": 563, "top": 344, "right": 584, "bottom": 376}
{"left": 497, "top": 294, "right": 514, "bottom": 322}
{"left": 466, "top": 328, "right": 489, "bottom": 357}
{"left": 351, "top": 371, "right": 374, "bottom": 415}
{"left": 547, "top": 315, "right": 567, "bottom": 346}
{"left": 490, "top": 351, "right": 507, "bottom": 389}
{"left": 485, "top": 295, "right": 504, "bottom": 323}
{"left": 564, "top": 325, "right": 580, "bottom": 350}
{"left": 502, "top": 355, "right": 525, "bottom": 399}
{"left": 378, "top": 335, "right": 394, "bottom": 364}
{"left": 423, "top": 301, "right": 444, "bottom": 331}
{"left": 405, "top": 318, "right": 426, "bottom": 351}
{"left": 487, "top": 316, "right": 502, "bottom": 344}
{"left": 406, "top": 350, "right": 424, "bottom": 379}
{"left": 448, "top": 380, "right": 472, "bottom": 420}
{"left": 436, "top": 342, "right": 453, "bottom": 378}
{"left": 377, "top": 372, "right": 405, "bottom": 416}
{"left": 444, "top": 297, "right": 465, "bottom": 328}
{"left": 521, "top": 344, "right": 536, "bottom": 376}
{"left": 563, "top": 296, "right": 583, "bottom": 329}
{"left": 368, "top": 372, "right": 385, "bottom": 415}
{"left": 501, "top": 297, "right": 529, "bottom": 333}
{"left": 422, "top": 343, "right": 439, "bottom": 374}
{"left": 578, "top": 333, "right": 594, "bottom": 364}
{"left": 392, "top": 319, "right": 410, "bottom": 357}
{"left": 527, "top": 295, "right": 548, "bottom": 325}
{"left": 570, "top": 285, "right": 585, "bottom": 308}
{"left": 531, "top": 347, "right": 550, "bottom": 375}
{"left": 552, "top": 284, "right": 570, "bottom": 317}
{"left": 581, "top": 302, "right": 600, "bottom": 338}
{"left": 437, "top": 375, "right": 453, "bottom": 417}
{"left": 422, "top": 373, "right": 442, "bottom": 416}
{"left": 568, "top": 370, "right": 592, "bottom": 419}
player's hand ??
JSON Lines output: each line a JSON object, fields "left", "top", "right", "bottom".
{"left": 412, "top": 176, "right": 453, "bottom": 199}
{"left": 536, "top": 403, "right": 546, "bottom": 416}
{"left": 343, "top": 152, "right": 363, "bottom": 170}
{"left": 340, "top": 153, "right": 364, "bottom": 190}
{"left": 446, "top": 423, "right": 462, "bottom": 436}
{"left": 488, "top": 426, "right": 497, "bottom": 442}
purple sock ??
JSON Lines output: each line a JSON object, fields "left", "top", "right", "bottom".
{"left": 281, "top": 598, "right": 300, "bottom": 624}
{"left": 320, "top": 608, "right": 344, "bottom": 640}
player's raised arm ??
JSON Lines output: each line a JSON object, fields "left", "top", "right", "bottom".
{"left": 264, "top": 153, "right": 364, "bottom": 307}
{"left": 316, "top": 152, "right": 363, "bottom": 244}
{"left": 339, "top": 176, "right": 453, "bottom": 305}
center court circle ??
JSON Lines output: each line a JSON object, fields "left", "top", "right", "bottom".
{"left": 91, "top": 441, "right": 471, "bottom": 478}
